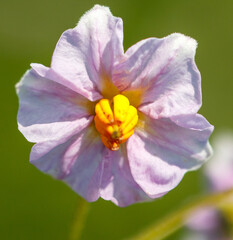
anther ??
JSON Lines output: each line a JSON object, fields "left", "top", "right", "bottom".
{"left": 94, "top": 94, "right": 138, "bottom": 151}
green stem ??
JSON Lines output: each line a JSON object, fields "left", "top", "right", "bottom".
{"left": 127, "top": 188, "right": 233, "bottom": 240}
{"left": 68, "top": 197, "right": 90, "bottom": 240}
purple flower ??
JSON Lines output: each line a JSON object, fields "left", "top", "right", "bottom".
{"left": 184, "top": 132, "right": 233, "bottom": 239}
{"left": 16, "top": 5, "right": 213, "bottom": 206}
{"left": 185, "top": 207, "right": 226, "bottom": 240}
{"left": 205, "top": 132, "right": 233, "bottom": 192}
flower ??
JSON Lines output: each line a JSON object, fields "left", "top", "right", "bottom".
{"left": 205, "top": 132, "right": 233, "bottom": 192}
{"left": 183, "top": 132, "right": 233, "bottom": 239}
{"left": 16, "top": 5, "right": 213, "bottom": 207}
{"left": 184, "top": 207, "right": 228, "bottom": 240}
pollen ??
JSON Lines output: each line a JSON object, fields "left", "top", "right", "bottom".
{"left": 94, "top": 94, "right": 138, "bottom": 151}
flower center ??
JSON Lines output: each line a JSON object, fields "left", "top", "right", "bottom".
{"left": 94, "top": 94, "right": 138, "bottom": 151}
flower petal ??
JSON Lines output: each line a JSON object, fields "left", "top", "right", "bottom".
{"left": 127, "top": 114, "right": 213, "bottom": 197}
{"left": 30, "top": 124, "right": 149, "bottom": 206}
{"left": 113, "top": 33, "right": 201, "bottom": 117}
{"left": 16, "top": 68, "right": 92, "bottom": 142}
{"left": 30, "top": 127, "right": 104, "bottom": 202}
{"left": 205, "top": 132, "right": 233, "bottom": 191}
{"left": 127, "top": 133, "right": 186, "bottom": 197}
{"left": 51, "top": 5, "right": 124, "bottom": 101}
{"left": 99, "top": 146, "right": 150, "bottom": 207}
{"left": 186, "top": 207, "right": 221, "bottom": 232}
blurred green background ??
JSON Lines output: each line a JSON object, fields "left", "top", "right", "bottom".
{"left": 1, "top": 0, "right": 233, "bottom": 239}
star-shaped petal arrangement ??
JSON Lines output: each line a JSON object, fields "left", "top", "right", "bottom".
{"left": 16, "top": 5, "right": 214, "bottom": 207}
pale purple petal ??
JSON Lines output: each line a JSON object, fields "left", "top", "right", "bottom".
{"left": 30, "top": 124, "right": 149, "bottom": 206}
{"left": 113, "top": 33, "right": 201, "bottom": 117}
{"left": 127, "top": 114, "right": 213, "bottom": 197}
{"left": 16, "top": 68, "right": 92, "bottom": 142}
{"left": 30, "top": 63, "right": 95, "bottom": 98}
{"left": 184, "top": 207, "right": 229, "bottom": 240}
{"left": 168, "top": 114, "right": 214, "bottom": 165}
{"left": 98, "top": 146, "right": 150, "bottom": 207}
{"left": 51, "top": 5, "right": 124, "bottom": 101}
{"left": 30, "top": 127, "right": 104, "bottom": 202}
{"left": 205, "top": 132, "right": 233, "bottom": 191}
{"left": 186, "top": 207, "right": 221, "bottom": 232}
{"left": 127, "top": 133, "right": 186, "bottom": 197}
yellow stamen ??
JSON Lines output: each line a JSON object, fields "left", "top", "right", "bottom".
{"left": 113, "top": 94, "right": 129, "bottom": 123}
{"left": 94, "top": 94, "right": 138, "bottom": 151}
{"left": 95, "top": 99, "right": 114, "bottom": 124}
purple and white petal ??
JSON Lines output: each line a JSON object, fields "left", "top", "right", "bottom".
{"left": 127, "top": 114, "right": 213, "bottom": 197}
{"left": 51, "top": 5, "right": 124, "bottom": 101}
{"left": 186, "top": 207, "right": 221, "bottom": 232}
{"left": 30, "top": 127, "right": 105, "bottom": 202}
{"left": 127, "top": 132, "right": 186, "bottom": 197}
{"left": 16, "top": 68, "right": 92, "bottom": 142}
{"left": 99, "top": 146, "right": 150, "bottom": 207}
{"left": 113, "top": 33, "right": 201, "bottom": 117}
{"left": 31, "top": 125, "right": 149, "bottom": 206}
{"left": 184, "top": 207, "right": 228, "bottom": 240}
{"left": 205, "top": 132, "right": 233, "bottom": 191}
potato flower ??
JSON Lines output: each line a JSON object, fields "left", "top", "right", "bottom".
{"left": 205, "top": 132, "right": 233, "bottom": 192}
{"left": 184, "top": 132, "right": 233, "bottom": 239}
{"left": 16, "top": 5, "right": 213, "bottom": 206}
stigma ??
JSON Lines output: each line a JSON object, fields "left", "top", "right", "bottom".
{"left": 94, "top": 94, "right": 138, "bottom": 151}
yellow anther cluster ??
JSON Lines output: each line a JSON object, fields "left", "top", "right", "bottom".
{"left": 94, "top": 94, "right": 138, "bottom": 151}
